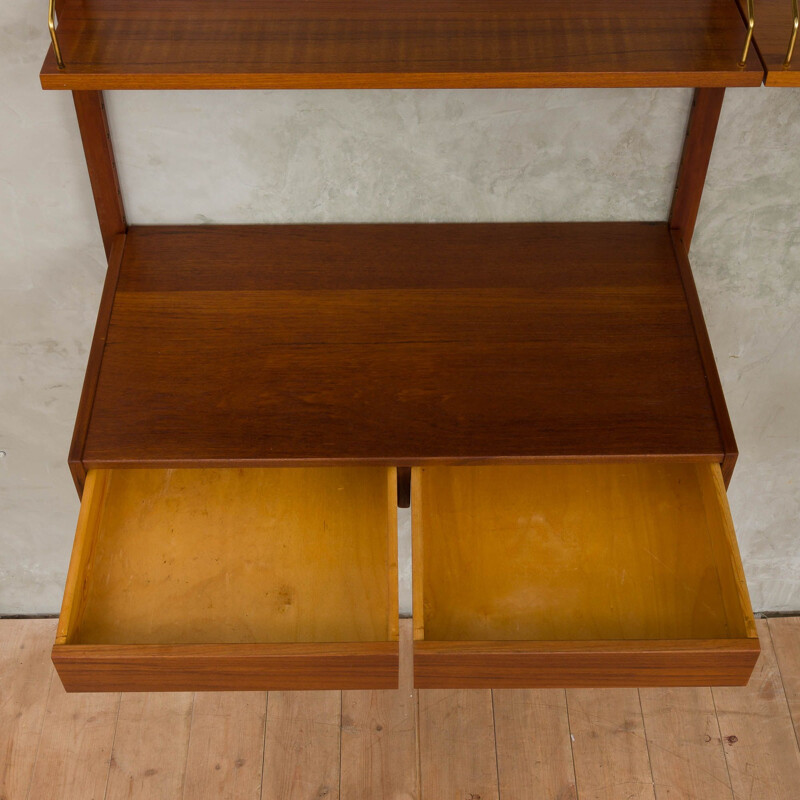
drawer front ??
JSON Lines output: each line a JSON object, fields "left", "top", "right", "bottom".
{"left": 412, "top": 463, "right": 759, "bottom": 688}
{"left": 53, "top": 467, "right": 399, "bottom": 692}
{"left": 53, "top": 643, "right": 399, "bottom": 692}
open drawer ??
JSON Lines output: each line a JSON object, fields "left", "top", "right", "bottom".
{"left": 412, "top": 463, "right": 759, "bottom": 688}
{"left": 53, "top": 467, "right": 399, "bottom": 692}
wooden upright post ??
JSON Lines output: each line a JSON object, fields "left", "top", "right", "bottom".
{"left": 669, "top": 88, "right": 726, "bottom": 251}
{"left": 72, "top": 91, "right": 127, "bottom": 257}
{"left": 669, "top": 88, "right": 737, "bottom": 486}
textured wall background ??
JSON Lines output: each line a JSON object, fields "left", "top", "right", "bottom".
{"left": 1, "top": 1, "right": 798, "bottom": 614}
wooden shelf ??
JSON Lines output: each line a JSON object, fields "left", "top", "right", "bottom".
{"left": 71, "top": 222, "right": 728, "bottom": 478}
{"left": 42, "top": 0, "right": 763, "bottom": 90}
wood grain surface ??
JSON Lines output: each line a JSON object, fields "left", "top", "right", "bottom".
{"left": 104, "top": 692, "right": 194, "bottom": 800}
{"left": 493, "top": 689, "right": 578, "bottom": 799}
{"left": 76, "top": 223, "right": 725, "bottom": 470}
{"left": 27, "top": 671, "right": 120, "bottom": 799}
{"left": 181, "top": 692, "right": 267, "bottom": 800}
{"left": 40, "top": 0, "right": 764, "bottom": 90}
{"left": 770, "top": 616, "right": 800, "bottom": 746}
{"left": 670, "top": 230, "right": 739, "bottom": 485}
{"left": 0, "top": 620, "right": 56, "bottom": 800}
{"left": 340, "top": 621, "right": 419, "bottom": 800}
{"left": 52, "top": 466, "right": 400, "bottom": 691}
{"left": 713, "top": 619, "right": 800, "bottom": 799}
{"left": 67, "top": 234, "right": 125, "bottom": 495}
{"left": 53, "top": 642, "right": 400, "bottom": 692}
{"left": 63, "top": 468, "right": 397, "bottom": 645}
{"left": 262, "top": 691, "right": 341, "bottom": 800}
{"left": 414, "top": 464, "right": 753, "bottom": 642}
{"left": 413, "top": 640, "right": 760, "bottom": 688}
{"left": 639, "top": 686, "right": 733, "bottom": 799}
{"left": 418, "top": 689, "right": 499, "bottom": 800}
{"left": 5, "top": 619, "right": 800, "bottom": 798}
{"left": 567, "top": 688, "right": 656, "bottom": 800}
{"left": 72, "top": 91, "right": 126, "bottom": 258}
{"left": 670, "top": 88, "right": 727, "bottom": 251}
{"left": 412, "top": 462, "right": 758, "bottom": 687}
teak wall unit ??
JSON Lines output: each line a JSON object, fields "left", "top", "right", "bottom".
{"left": 41, "top": 0, "right": 799, "bottom": 692}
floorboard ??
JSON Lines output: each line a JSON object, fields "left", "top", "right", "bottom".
{"left": 27, "top": 669, "right": 120, "bottom": 800}
{"left": 105, "top": 692, "right": 194, "bottom": 800}
{"left": 340, "top": 622, "right": 418, "bottom": 800}
{"left": 713, "top": 619, "right": 800, "bottom": 800}
{"left": 182, "top": 692, "right": 267, "bottom": 800}
{"left": 493, "top": 688, "right": 577, "bottom": 799}
{"left": 639, "top": 687, "right": 733, "bottom": 799}
{"left": 418, "top": 687, "right": 499, "bottom": 800}
{"left": 769, "top": 617, "right": 800, "bottom": 750}
{"left": 261, "top": 691, "right": 342, "bottom": 800}
{"left": 2, "top": 618, "right": 800, "bottom": 798}
{"left": 0, "top": 620, "right": 56, "bottom": 800}
{"left": 566, "top": 688, "right": 656, "bottom": 800}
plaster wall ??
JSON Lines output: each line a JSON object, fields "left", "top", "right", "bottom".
{"left": 1, "top": 0, "right": 798, "bottom": 614}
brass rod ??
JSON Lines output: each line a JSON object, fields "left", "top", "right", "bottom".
{"left": 785, "top": 0, "right": 799, "bottom": 67}
{"left": 48, "top": 0, "right": 64, "bottom": 69}
{"left": 739, "top": 0, "right": 755, "bottom": 66}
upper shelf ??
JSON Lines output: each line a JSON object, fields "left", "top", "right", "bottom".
{"left": 41, "top": 0, "right": 764, "bottom": 90}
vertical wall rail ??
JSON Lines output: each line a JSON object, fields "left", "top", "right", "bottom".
{"left": 68, "top": 234, "right": 127, "bottom": 496}
{"left": 669, "top": 88, "right": 726, "bottom": 252}
{"left": 397, "top": 467, "right": 411, "bottom": 509}
{"left": 669, "top": 88, "right": 737, "bottom": 486}
{"left": 73, "top": 91, "right": 127, "bottom": 258}
{"left": 670, "top": 231, "right": 738, "bottom": 487}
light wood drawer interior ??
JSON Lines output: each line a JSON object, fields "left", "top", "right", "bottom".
{"left": 412, "top": 462, "right": 759, "bottom": 688}
{"left": 54, "top": 466, "right": 399, "bottom": 691}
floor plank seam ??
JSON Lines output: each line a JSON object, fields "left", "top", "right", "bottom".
{"left": 414, "top": 690, "right": 422, "bottom": 800}
{"left": 768, "top": 619, "right": 800, "bottom": 756}
{"left": 101, "top": 692, "right": 123, "bottom": 800}
{"left": 636, "top": 689, "right": 658, "bottom": 798}
{"left": 179, "top": 692, "right": 197, "bottom": 800}
{"left": 563, "top": 690, "right": 581, "bottom": 800}
{"left": 23, "top": 665, "right": 54, "bottom": 800}
{"left": 259, "top": 692, "right": 269, "bottom": 800}
{"left": 489, "top": 690, "right": 503, "bottom": 800}
{"left": 712, "top": 688, "right": 738, "bottom": 800}
{"left": 337, "top": 691, "right": 343, "bottom": 800}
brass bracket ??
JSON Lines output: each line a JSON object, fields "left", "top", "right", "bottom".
{"left": 786, "top": 0, "right": 799, "bottom": 67}
{"left": 740, "top": 0, "right": 755, "bottom": 66}
{"left": 48, "top": 0, "right": 65, "bottom": 69}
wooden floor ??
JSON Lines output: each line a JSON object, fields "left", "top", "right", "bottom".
{"left": 2, "top": 619, "right": 800, "bottom": 799}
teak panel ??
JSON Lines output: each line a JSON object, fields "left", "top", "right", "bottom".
{"left": 669, "top": 88, "right": 726, "bottom": 251}
{"left": 412, "top": 463, "right": 758, "bottom": 687}
{"left": 68, "top": 232, "right": 125, "bottom": 494}
{"left": 40, "top": 0, "right": 763, "bottom": 89}
{"left": 52, "top": 466, "right": 399, "bottom": 691}
{"left": 72, "top": 91, "right": 126, "bottom": 258}
{"left": 76, "top": 223, "right": 725, "bottom": 471}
